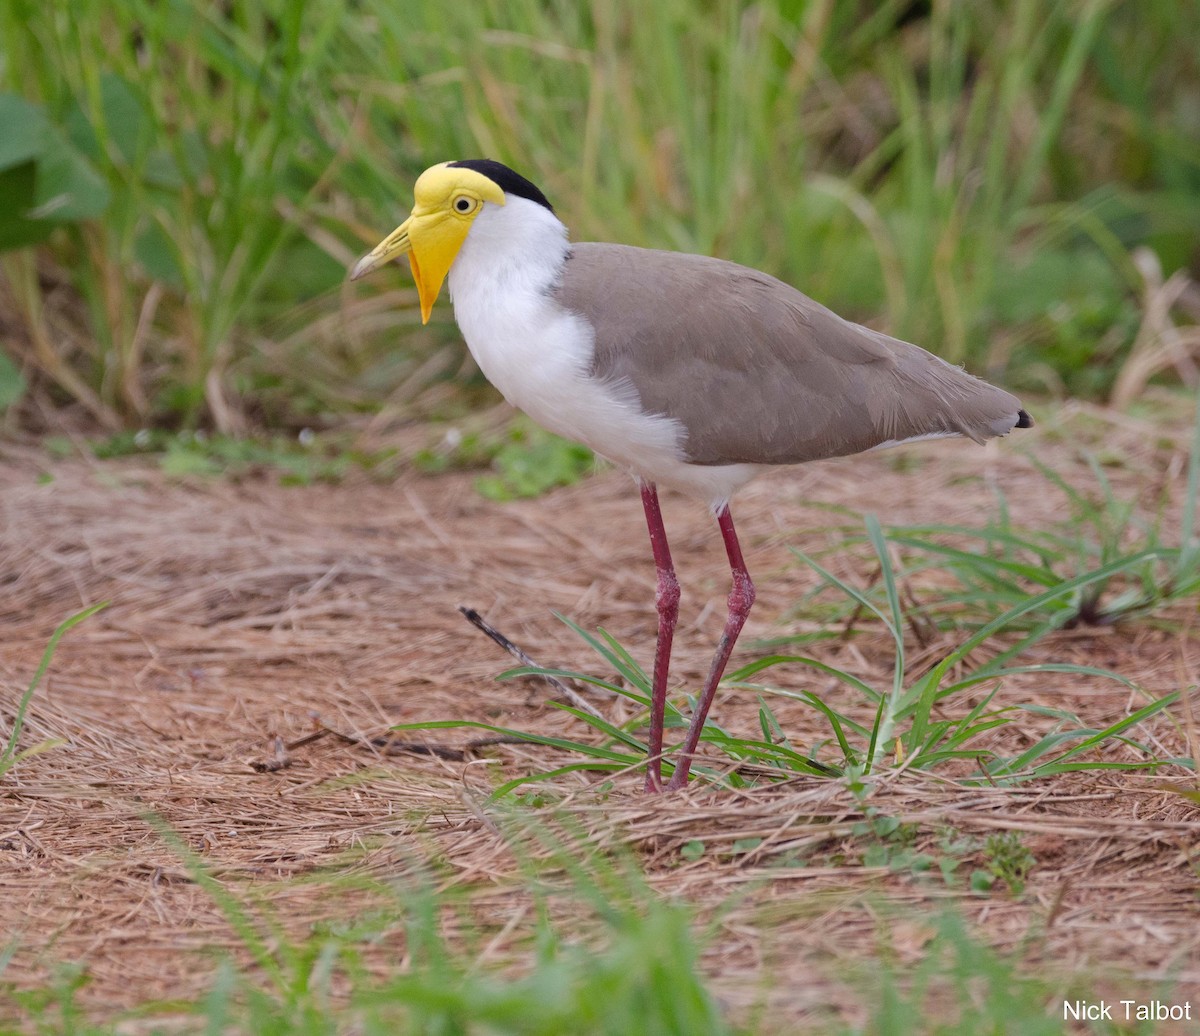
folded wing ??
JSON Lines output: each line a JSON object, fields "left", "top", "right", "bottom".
{"left": 554, "top": 243, "right": 1028, "bottom": 467}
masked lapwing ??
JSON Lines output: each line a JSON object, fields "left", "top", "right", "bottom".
{"left": 352, "top": 159, "right": 1032, "bottom": 792}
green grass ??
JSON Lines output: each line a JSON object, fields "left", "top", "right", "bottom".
{"left": 0, "top": 603, "right": 106, "bottom": 782}
{"left": 393, "top": 504, "right": 1191, "bottom": 795}
{"left": 2, "top": 816, "right": 737, "bottom": 1036}
{"left": 44, "top": 426, "right": 403, "bottom": 484}
{"left": 1, "top": 0, "right": 1198, "bottom": 430}
{"left": 0, "top": 812, "right": 1178, "bottom": 1035}
{"left": 2, "top": 609, "right": 1187, "bottom": 1033}
{"left": 846, "top": 910, "right": 1146, "bottom": 1036}
{"left": 415, "top": 413, "right": 597, "bottom": 499}
{"left": 787, "top": 390, "right": 1200, "bottom": 645}
{"left": 832, "top": 816, "right": 1032, "bottom": 894}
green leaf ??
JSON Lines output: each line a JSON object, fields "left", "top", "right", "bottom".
{"left": 970, "top": 870, "right": 996, "bottom": 893}
{"left": 0, "top": 93, "right": 46, "bottom": 170}
{"left": 96, "top": 71, "right": 150, "bottom": 166}
{"left": 0, "top": 160, "right": 48, "bottom": 249}
{"left": 0, "top": 91, "right": 109, "bottom": 250}
{"left": 0, "top": 349, "right": 27, "bottom": 412}
{"left": 475, "top": 428, "right": 594, "bottom": 500}
{"left": 134, "top": 220, "right": 187, "bottom": 287}
{"left": 30, "top": 121, "right": 111, "bottom": 222}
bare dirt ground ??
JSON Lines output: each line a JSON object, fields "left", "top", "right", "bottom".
{"left": 2, "top": 398, "right": 1199, "bottom": 1032}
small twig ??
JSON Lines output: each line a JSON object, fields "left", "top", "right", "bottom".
{"left": 371, "top": 733, "right": 534, "bottom": 759}
{"left": 840, "top": 561, "right": 881, "bottom": 641}
{"left": 267, "top": 722, "right": 537, "bottom": 765}
{"left": 1043, "top": 879, "right": 1071, "bottom": 932}
{"left": 249, "top": 735, "right": 291, "bottom": 773}
{"left": 458, "top": 605, "right": 608, "bottom": 720}
{"left": 900, "top": 577, "right": 935, "bottom": 648}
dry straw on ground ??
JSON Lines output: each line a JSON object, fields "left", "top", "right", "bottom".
{"left": 1, "top": 397, "right": 1198, "bottom": 1030}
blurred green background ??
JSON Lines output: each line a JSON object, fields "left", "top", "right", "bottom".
{"left": 1, "top": 0, "right": 1197, "bottom": 439}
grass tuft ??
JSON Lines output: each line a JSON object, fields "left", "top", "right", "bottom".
{"left": 1, "top": 603, "right": 106, "bottom": 782}
{"left": 395, "top": 501, "right": 1189, "bottom": 793}
{"left": 108, "top": 814, "right": 738, "bottom": 1036}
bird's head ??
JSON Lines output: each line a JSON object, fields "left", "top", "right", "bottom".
{"left": 350, "top": 159, "right": 554, "bottom": 323}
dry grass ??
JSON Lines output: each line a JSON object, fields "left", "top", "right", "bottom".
{"left": 1, "top": 398, "right": 1199, "bottom": 1030}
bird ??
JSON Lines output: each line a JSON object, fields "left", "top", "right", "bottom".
{"left": 351, "top": 158, "right": 1032, "bottom": 793}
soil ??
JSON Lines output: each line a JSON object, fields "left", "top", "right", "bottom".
{"left": 1, "top": 398, "right": 1198, "bottom": 1031}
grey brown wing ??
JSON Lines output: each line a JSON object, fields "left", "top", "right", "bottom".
{"left": 556, "top": 243, "right": 1025, "bottom": 466}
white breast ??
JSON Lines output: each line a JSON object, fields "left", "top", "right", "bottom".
{"left": 446, "top": 198, "right": 763, "bottom": 507}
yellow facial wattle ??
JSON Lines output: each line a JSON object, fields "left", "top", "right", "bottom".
{"left": 350, "top": 163, "right": 506, "bottom": 323}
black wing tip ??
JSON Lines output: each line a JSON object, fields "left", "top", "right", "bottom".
{"left": 447, "top": 159, "right": 555, "bottom": 214}
{"left": 1016, "top": 409, "right": 1034, "bottom": 429}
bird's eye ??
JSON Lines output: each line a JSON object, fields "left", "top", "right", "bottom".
{"left": 452, "top": 195, "right": 477, "bottom": 214}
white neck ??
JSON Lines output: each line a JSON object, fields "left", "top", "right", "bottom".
{"left": 447, "top": 196, "right": 569, "bottom": 304}
{"left": 441, "top": 193, "right": 740, "bottom": 502}
{"left": 443, "top": 195, "right": 579, "bottom": 436}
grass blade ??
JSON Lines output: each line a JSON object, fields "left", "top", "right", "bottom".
{"left": 1, "top": 603, "right": 107, "bottom": 780}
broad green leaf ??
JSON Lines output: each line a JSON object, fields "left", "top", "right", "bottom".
{"left": 0, "top": 93, "right": 46, "bottom": 170}
{"left": 0, "top": 349, "right": 27, "bottom": 412}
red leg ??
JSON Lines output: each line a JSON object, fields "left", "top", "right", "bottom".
{"left": 665, "top": 504, "right": 755, "bottom": 791}
{"left": 639, "top": 482, "right": 679, "bottom": 792}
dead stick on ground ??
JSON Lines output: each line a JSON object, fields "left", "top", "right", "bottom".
{"left": 278, "top": 725, "right": 532, "bottom": 763}
{"left": 458, "top": 605, "right": 609, "bottom": 720}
